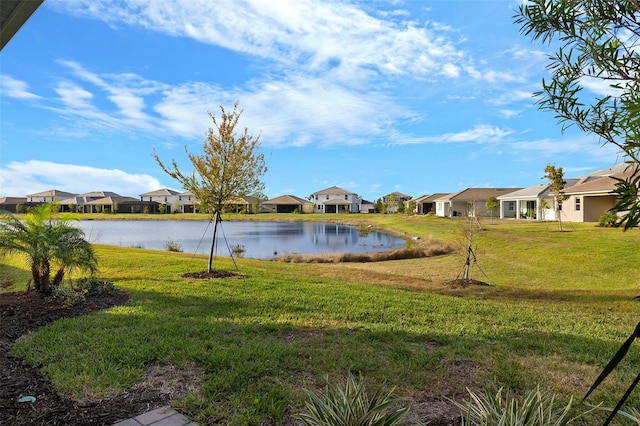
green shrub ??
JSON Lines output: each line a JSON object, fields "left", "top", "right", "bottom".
{"left": 165, "top": 240, "right": 183, "bottom": 252}
{"left": 44, "top": 286, "right": 85, "bottom": 307}
{"left": 452, "top": 386, "right": 595, "bottom": 426}
{"left": 74, "top": 277, "right": 115, "bottom": 296}
{"left": 598, "top": 212, "right": 619, "bottom": 227}
{"left": 230, "top": 244, "right": 245, "bottom": 258}
{"left": 295, "top": 372, "right": 410, "bottom": 426}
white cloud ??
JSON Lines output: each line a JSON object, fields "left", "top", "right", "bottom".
{"left": 0, "top": 75, "right": 41, "bottom": 100}
{"left": 390, "top": 124, "right": 513, "bottom": 145}
{"left": 0, "top": 160, "right": 163, "bottom": 197}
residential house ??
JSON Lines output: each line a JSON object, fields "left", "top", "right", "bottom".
{"left": 359, "top": 199, "right": 375, "bottom": 214}
{"left": 412, "top": 193, "right": 447, "bottom": 215}
{"left": 496, "top": 181, "right": 578, "bottom": 221}
{"left": 176, "top": 191, "right": 198, "bottom": 213}
{"left": 558, "top": 165, "right": 637, "bottom": 223}
{"left": 58, "top": 191, "right": 125, "bottom": 213}
{"left": 0, "top": 197, "right": 33, "bottom": 213}
{"left": 262, "top": 195, "right": 314, "bottom": 213}
{"left": 312, "top": 186, "right": 360, "bottom": 213}
{"left": 382, "top": 191, "right": 412, "bottom": 213}
{"left": 226, "top": 196, "right": 261, "bottom": 214}
{"left": 84, "top": 195, "right": 152, "bottom": 214}
{"left": 140, "top": 188, "right": 181, "bottom": 213}
{"left": 26, "top": 189, "right": 76, "bottom": 203}
{"left": 435, "top": 188, "right": 522, "bottom": 218}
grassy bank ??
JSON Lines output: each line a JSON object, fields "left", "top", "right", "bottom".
{"left": 3, "top": 215, "right": 640, "bottom": 424}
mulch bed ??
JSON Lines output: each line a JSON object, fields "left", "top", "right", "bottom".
{"left": 180, "top": 270, "right": 239, "bottom": 279}
{"left": 0, "top": 289, "right": 171, "bottom": 426}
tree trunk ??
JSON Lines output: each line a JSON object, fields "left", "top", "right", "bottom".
{"left": 33, "top": 261, "right": 51, "bottom": 294}
{"left": 207, "top": 210, "right": 221, "bottom": 273}
{"left": 52, "top": 267, "right": 65, "bottom": 288}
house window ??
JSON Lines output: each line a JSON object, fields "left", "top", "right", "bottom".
{"left": 326, "top": 195, "right": 329, "bottom": 200}
{"left": 575, "top": 197, "right": 581, "bottom": 211}
{"left": 507, "top": 202, "right": 515, "bottom": 211}
{"left": 558, "top": 203, "right": 563, "bottom": 211}
{"left": 345, "top": 195, "right": 348, "bottom": 200}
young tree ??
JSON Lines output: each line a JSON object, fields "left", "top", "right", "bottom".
{"left": 485, "top": 196, "right": 500, "bottom": 223}
{"left": 407, "top": 200, "right": 416, "bottom": 216}
{"left": 385, "top": 193, "right": 396, "bottom": 214}
{"left": 154, "top": 102, "right": 267, "bottom": 272}
{"left": 375, "top": 198, "right": 384, "bottom": 213}
{"left": 543, "top": 163, "right": 569, "bottom": 231}
{"left": 515, "top": 1, "right": 640, "bottom": 229}
{"left": 0, "top": 204, "right": 98, "bottom": 295}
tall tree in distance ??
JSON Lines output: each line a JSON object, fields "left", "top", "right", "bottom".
{"left": 154, "top": 102, "right": 267, "bottom": 272}
{"left": 515, "top": 1, "right": 640, "bottom": 229}
{"left": 543, "top": 163, "right": 569, "bottom": 231}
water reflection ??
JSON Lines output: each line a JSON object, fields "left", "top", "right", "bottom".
{"left": 76, "top": 220, "right": 405, "bottom": 259}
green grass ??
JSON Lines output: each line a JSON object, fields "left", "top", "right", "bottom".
{"left": 4, "top": 214, "right": 640, "bottom": 424}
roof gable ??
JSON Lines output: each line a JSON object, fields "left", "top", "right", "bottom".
{"left": 437, "top": 188, "right": 522, "bottom": 201}
{"left": 263, "top": 194, "right": 312, "bottom": 205}
{"left": 314, "top": 186, "right": 353, "bottom": 196}
{"left": 140, "top": 188, "right": 180, "bottom": 197}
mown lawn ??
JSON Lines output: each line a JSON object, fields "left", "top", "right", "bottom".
{"left": 4, "top": 214, "right": 640, "bottom": 424}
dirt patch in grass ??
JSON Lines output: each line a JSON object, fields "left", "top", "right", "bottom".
{"left": 181, "top": 270, "right": 240, "bottom": 279}
{"left": 446, "top": 278, "right": 492, "bottom": 288}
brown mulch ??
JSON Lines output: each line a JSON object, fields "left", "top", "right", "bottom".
{"left": 447, "top": 278, "right": 491, "bottom": 288}
{"left": 0, "top": 289, "right": 172, "bottom": 426}
{"left": 180, "top": 270, "right": 239, "bottom": 279}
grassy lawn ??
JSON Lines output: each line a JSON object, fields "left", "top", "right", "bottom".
{"left": 3, "top": 214, "right": 640, "bottom": 424}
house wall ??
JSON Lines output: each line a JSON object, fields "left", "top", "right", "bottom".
{"left": 435, "top": 201, "right": 448, "bottom": 217}
{"left": 583, "top": 195, "right": 617, "bottom": 222}
{"left": 500, "top": 200, "right": 516, "bottom": 218}
{"left": 560, "top": 195, "right": 584, "bottom": 222}
{"left": 313, "top": 193, "right": 359, "bottom": 213}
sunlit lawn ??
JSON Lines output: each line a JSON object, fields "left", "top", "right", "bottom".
{"left": 4, "top": 214, "right": 640, "bottom": 424}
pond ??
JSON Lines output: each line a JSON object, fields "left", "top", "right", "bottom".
{"left": 76, "top": 220, "right": 406, "bottom": 259}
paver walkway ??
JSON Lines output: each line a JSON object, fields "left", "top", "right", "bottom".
{"left": 112, "top": 405, "right": 198, "bottom": 426}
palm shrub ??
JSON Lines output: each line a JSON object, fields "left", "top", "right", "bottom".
{"left": 598, "top": 212, "right": 619, "bottom": 227}
{"left": 0, "top": 204, "right": 98, "bottom": 295}
{"left": 452, "top": 386, "right": 594, "bottom": 426}
{"left": 295, "top": 372, "right": 410, "bottom": 426}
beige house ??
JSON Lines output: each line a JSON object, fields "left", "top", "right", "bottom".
{"left": 556, "top": 166, "right": 637, "bottom": 223}
{"left": 413, "top": 193, "right": 447, "bottom": 215}
{"left": 496, "top": 181, "right": 578, "bottom": 220}
{"left": 382, "top": 191, "right": 412, "bottom": 213}
{"left": 26, "top": 189, "right": 76, "bottom": 203}
{"left": 262, "top": 195, "right": 313, "bottom": 213}
{"left": 435, "top": 188, "right": 522, "bottom": 218}
{"left": 312, "top": 186, "right": 360, "bottom": 213}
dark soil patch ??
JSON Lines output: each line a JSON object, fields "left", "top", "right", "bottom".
{"left": 180, "top": 270, "right": 239, "bottom": 279}
{"left": 447, "top": 278, "right": 491, "bottom": 288}
{"left": 0, "top": 289, "right": 173, "bottom": 426}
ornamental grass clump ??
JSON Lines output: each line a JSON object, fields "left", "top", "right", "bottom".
{"left": 295, "top": 372, "right": 411, "bottom": 426}
{"left": 453, "top": 386, "right": 595, "bottom": 426}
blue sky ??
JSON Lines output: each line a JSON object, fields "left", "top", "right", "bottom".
{"left": 0, "top": 0, "right": 623, "bottom": 201}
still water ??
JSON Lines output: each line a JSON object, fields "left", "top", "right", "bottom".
{"left": 76, "top": 220, "right": 406, "bottom": 259}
